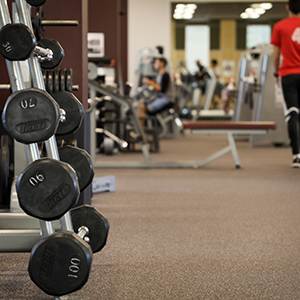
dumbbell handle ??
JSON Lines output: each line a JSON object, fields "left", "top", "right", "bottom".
{"left": 41, "top": 20, "right": 79, "bottom": 26}
{"left": 34, "top": 45, "right": 53, "bottom": 61}
{"left": 0, "top": 84, "right": 79, "bottom": 91}
{"left": 60, "top": 108, "right": 66, "bottom": 122}
{"left": 0, "top": 84, "right": 10, "bottom": 90}
{"left": 77, "top": 226, "right": 90, "bottom": 243}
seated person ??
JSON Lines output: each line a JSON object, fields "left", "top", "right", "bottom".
{"left": 139, "top": 57, "right": 174, "bottom": 117}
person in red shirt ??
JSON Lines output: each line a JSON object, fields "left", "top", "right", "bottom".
{"left": 271, "top": 0, "right": 300, "bottom": 167}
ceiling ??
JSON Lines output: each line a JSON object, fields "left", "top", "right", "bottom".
{"left": 171, "top": 2, "right": 288, "bottom": 21}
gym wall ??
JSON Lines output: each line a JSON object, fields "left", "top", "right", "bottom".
{"left": 88, "top": 0, "right": 128, "bottom": 89}
{"left": 35, "top": 0, "right": 89, "bottom": 110}
{"left": 127, "top": 0, "right": 172, "bottom": 85}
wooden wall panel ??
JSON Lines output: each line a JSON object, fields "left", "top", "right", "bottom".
{"left": 88, "top": 0, "right": 128, "bottom": 87}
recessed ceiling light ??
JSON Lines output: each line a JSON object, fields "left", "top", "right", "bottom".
{"left": 174, "top": 4, "right": 197, "bottom": 20}
{"left": 173, "top": 13, "right": 182, "bottom": 19}
{"left": 183, "top": 13, "right": 193, "bottom": 19}
{"left": 176, "top": 4, "right": 186, "bottom": 10}
{"left": 261, "top": 3, "right": 273, "bottom": 10}
{"left": 175, "top": 8, "right": 184, "bottom": 14}
{"left": 246, "top": 8, "right": 255, "bottom": 13}
{"left": 186, "top": 4, "right": 197, "bottom": 10}
{"left": 251, "top": 3, "right": 262, "bottom": 9}
{"left": 249, "top": 12, "right": 260, "bottom": 19}
{"left": 185, "top": 8, "right": 195, "bottom": 14}
{"left": 240, "top": 12, "right": 249, "bottom": 19}
{"left": 255, "top": 7, "right": 266, "bottom": 14}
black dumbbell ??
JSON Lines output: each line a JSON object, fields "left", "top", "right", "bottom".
{"left": 16, "top": 158, "right": 80, "bottom": 221}
{"left": 37, "top": 39, "right": 64, "bottom": 69}
{"left": 0, "top": 23, "right": 63, "bottom": 67}
{"left": 50, "top": 91, "right": 84, "bottom": 135}
{"left": 71, "top": 205, "right": 109, "bottom": 253}
{"left": 41, "top": 69, "right": 78, "bottom": 93}
{"left": 27, "top": 0, "right": 47, "bottom": 7}
{"left": 33, "top": 7, "right": 78, "bottom": 41}
{"left": 59, "top": 146, "right": 94, "bottom": 192}
{"left": 0, "top": 23, "right": 36, "bottom": 61}
{"left": 28, "top": 229, "right": 93, "bottom": 296}
{"left": 0, "top": 70, "right": 78, "bottom": 93}
{"left": 53, "top": 68, "right": 60, "bottom": 92}
{"left": 65, "top": 68, "right": 74, "bottom": 92}
{"left": 2, "top": 88, "right": 61, "bottom": 144}
{"left": 0, "top": 135, "right": 14, "bottom": 210}
{"left": 59, "top": 68, "right": 66, "bottom": 91}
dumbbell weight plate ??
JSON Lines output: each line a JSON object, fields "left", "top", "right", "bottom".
{"left": 33, "top": 7, "right": 45, "bottom": 41}
{"left": 27, "top": 0, "right": 47, "bottom": 7}
{"left": 58, "top": 146, "right": 94, "bottom": 192}
{"left": 42, "top": 69, "right": 47, "bottom": 84}
{"left": 88, "top": 62, "right": 98, "bottom": 80}
{"left": 65, "top": 68, "right": 73, "bottom": 92}
{"left": 2, "top": 88, "right": 60, "bottom": 144}
{"left": 50, "top": 91, "right": 84, "bottom": 135}
{"left": 71, "top": 205, "right": 109, "bottom": 253}
{"left": 28, "top": 231, "right": 92, "bottom": 297}
{"left": 0, "top": 135, "right": 13, "bottom": 209}
{"left": 0, "top": 23, "right": 36, "bottom": 61}
{"left": 16, "top": 158, "right": 80, "bottom": 221}
{"left": 38, "top": 39, "right": 64, "bottom": 69}
{"left": 54, "top": 68, "right": 60, "bottom": 92}
{"left": 60, "top": 68, "right": 66, "bottom": 91}
{"left": 46, "top": 70, "right": 54, "bottom": 93}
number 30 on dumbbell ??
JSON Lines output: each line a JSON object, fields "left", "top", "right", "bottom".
{"left": 0, "top": 23, "right": 64, "bottom": 68}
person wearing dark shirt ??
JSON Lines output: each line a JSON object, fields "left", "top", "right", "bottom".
{"left": 140, "top": 57, "right": 173, "bottom": 116}
{"left": 194, "top": 60, "right": 210, "bottom": 94}
{"left": 271, "top": 0, "right": 300, "bottom": 167}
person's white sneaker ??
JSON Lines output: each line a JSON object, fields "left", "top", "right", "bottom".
{"left": 291, "top": 157, "right": 300, "bottom": 168}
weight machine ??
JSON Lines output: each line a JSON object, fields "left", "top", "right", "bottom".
{"left": 233, "top": 44, "right": 289, "bottom": 146}
{"left": 88, "top": 80, "right": 152, "bottom": 166}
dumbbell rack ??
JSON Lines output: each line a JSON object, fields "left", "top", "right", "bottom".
{"left": 0, "top": 0, "right": 60, "bottom": 251}
{"left": 0, "top": 1, "right": 100, "bottom": 299}
{"left": 0, "top": 0, "right": 74, "bottom": 235}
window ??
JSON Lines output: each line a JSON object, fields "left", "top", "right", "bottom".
{"left": 185, "top": 25, "right": 210, "bottom": 73}
{"left": 246, "top": 25, "right": 271, "bottom": 49}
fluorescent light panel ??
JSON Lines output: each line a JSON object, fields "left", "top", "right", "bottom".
{"left": 173, "top": 3, "right": 197, "bottom": 20}
{"left": 241, "top": 2, "right": 272, "bottom": 19}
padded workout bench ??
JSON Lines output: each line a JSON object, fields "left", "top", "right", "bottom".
{"left": 95, "top": 121, "right": 276, "bottom": 169}
{"left": 183, "top": 121, "right": 277, "bottom": 168}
